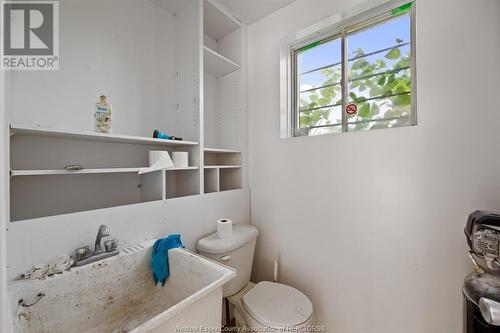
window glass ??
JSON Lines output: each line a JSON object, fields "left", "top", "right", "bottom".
{"left": 290, "top": 3, "right": 414, "bottom": 137}
{"left": 346, "top": 14, "right": 411, "bottom": 131}
{"left": 297, "top": 37, "right": 342, "bottom": 135}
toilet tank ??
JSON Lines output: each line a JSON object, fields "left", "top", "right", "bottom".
{"left": 197, "top": 224, "right": 258, "bottom": 297}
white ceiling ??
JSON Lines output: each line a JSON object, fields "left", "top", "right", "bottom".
{"left": 149, "top": 0, "right": 187, "bottom": 15}
{"left": 215, "top": 0, "right": 296, "bottom": 24}
{"left": 150, "top": 0, "right": 296, "bottom": 25}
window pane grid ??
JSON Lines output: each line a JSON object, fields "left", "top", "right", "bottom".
{"left": 347, "top": 93, "right": 411, "bottom": 130}
{"left": 302, "top": 124, "right": 342, "bottom": 130}
{"left": 300, "top": 81, "right": 341, "bottom": 94}
{"left": 293, "top": 5, "right": 413, "bottom": 136}
{"left": 299, "top": 41, "right": 409, "bottom": 77}
{"left": 300, "top": 61, "right": 342, "bottom": 76}
{"left": 348, "top": 91, "right": 410, "bottom": 104}
{"left": 348, "top": 41, "right": 409, "bottom": 63}
{"left": 348, "top": 66, "right": 409, "bottom": 83}
{"left": 301, "top": 113, "right": 410, "bottom": 131}
{"left": 348, "top": 115, "right": 409, "bottom": 125}
{"left": 299, "top": 101, "right": 343, "bottom": 113}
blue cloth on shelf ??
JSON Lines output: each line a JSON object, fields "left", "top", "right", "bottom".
{"left": 151, "top": 234, "right": 184, "bottom": 286}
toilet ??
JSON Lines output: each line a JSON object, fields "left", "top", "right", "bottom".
{"left": 197, "top": 224, "right": 313, "bottom": 331}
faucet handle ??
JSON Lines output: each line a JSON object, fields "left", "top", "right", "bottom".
{"left": 74, "top": 245, "right": 92, "bottom": 261}
{"left": 95, "top": 224, "right": 110, "bottom": 254}
{"left": 104, "top": 239, "right": 118, "bottom": 252}
{"left": 98, "top": 224, "right": 110, "bottom": 237}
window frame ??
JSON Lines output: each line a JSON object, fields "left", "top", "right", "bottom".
{"left": 280, "top": 0, "right": 416, "bottom": 138}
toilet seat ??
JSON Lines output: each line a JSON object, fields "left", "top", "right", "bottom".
{"left": 242, "top": 281, "right": 313, "bottom": 329}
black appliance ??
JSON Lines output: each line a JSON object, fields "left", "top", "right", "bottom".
{"left": 464, "top": 210, "right": 500, "bottom": 332}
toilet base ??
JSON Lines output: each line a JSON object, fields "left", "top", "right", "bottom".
{"left": 227, "top": 282, "right": 314, "bottom": 332}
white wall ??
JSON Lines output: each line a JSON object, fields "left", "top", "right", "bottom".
{"left": 4, "top": 1, "right": 246, "bottom": 331}
{"left": 1, "top": 69, "right": 13, "bottom": 333}
{"left": 8, "top": 0, "right": 178, "bottom": 138}
{"left": 247, "top": 1, "right": 500, "bottom": 332}
{"left": 7, "top": 188, "right": 250, "bottom": 281}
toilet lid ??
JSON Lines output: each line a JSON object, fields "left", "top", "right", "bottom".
{"left": 243, "top": 281, "right": 313, "bottom": 328}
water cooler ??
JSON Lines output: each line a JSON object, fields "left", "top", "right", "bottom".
{"left": 464, "top": 211, "right": 500, "bottom": 332}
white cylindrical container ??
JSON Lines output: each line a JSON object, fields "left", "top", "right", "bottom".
{"left": 149, "top": 151, "right": 174, "bottom": 169}
{"left": 149, "top": 151, "right": 167, "bottom": 166}
{"left": 172, "top": 151, "right": 189, "bottom": 168}
{"left": 139, "top": 151, "right": 174, "bottom": 174}
{"left": 216, "top": 219, "right": 233, "bottom": 238}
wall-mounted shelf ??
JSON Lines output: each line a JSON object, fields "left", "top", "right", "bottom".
{"left": 166, "top": 166, "right": 198, "bottom": 171}
{"left": 204, "top": 165, "right": 240, "bottom": 169}
{"left": 7, "top": 0, "right": 246, "bottom": 222}
{"left": 204, "top": 168, "right": 219, "bottom": 193}
{"left": 204, "top": 148, "right": 241, "bottom": 167}
{"left": 204, "top": 147, "right": 241, "bottom": 154}
{"left": 11, "top": 168, "right": 141, "bottom": 176}
{"left": 203, "top": 148, "right": 241, "bottom": 194}
{"left": 204, "top": 166, "right": 241, "bottom": 193}
{"left": 203, "top": 0, "right": 243, "bottom": 195}
{"left": 9, "top": 123, "right": 202, "bottom": 221}
{"left": 203, "top": 0, "right": 240, "bottom": 40}
{"left": 10, "top": 125, "right": 199, "bottom": 147}
{"left": 204, "top": 46, "right": 240, "bottom": 77}
{"left": 10, "top": 166, "right": 198, "bottom": 177}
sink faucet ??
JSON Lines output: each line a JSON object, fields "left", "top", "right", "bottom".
{"left": 95, "top": 224, "right": 110, "bottom": 254}
{"left": 73, "top": 224, "right": 119, "bottom": 267}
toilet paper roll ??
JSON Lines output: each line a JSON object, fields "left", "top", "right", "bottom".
{"left": 138, "top": 151, "right": 174, "bottom": 174}
{"left": 217, "top": 219, "right": 233, "bottom": 238}
{"left": 172, "top": 151, "right": 189, "bottom": 168}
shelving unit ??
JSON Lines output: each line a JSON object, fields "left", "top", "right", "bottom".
{"left": 203, "top": 166, "right": 241, "bottom": 194}
{"left": 204, "top": 149, "right": 241, "bottom": 167}
{"left": 203, "top": 165, "right": 240, "bottom": 169}
{"left": 203, "top": 46, "right": 240, "bottom": 77}
{"left": 204, "top": 147, "right": 240, "bottom": 154}
{"left": 10, "top": 125, "right": 199, "bottom": 147}
{"left": 7, "top": 0, "right": 246, "bottom": 222}
{"left": 11, "top": 168, "right": 142, "bottom": 176}
{"left": 220, "top": 168, "right": 242, "bottom": 191}
{"left": 166, "top": 168, "right": 200, "bottom": 199}
{"left": 9, "top": 125, "right": 201, "bottom": 221}
{"left": 204, "top": 168, "right": 219, "bottom": 193}
{"left": 203, "top": 0, "right": 240, "bottom": 40}
{"left": 202, "top": 0, "right": 244, "bottom": 196}
{"left": 203, "top": 148, "right": 241, "bottom": 193}
{"left": 10, "top": 166, "right": 198, "bottom": 177}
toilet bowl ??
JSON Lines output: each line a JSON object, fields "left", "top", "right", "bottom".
{"left": 229, "top": 281, "right": 313, "bottom": 331}
{"left": 196, "top": 224, "right": 314, "bottom": 331}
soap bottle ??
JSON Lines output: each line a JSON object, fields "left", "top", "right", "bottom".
{"left": 95, "top": 95, "right": 112, "bottom": 133}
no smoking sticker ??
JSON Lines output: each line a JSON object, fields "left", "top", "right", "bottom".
{"left": 346, "top": 103, "right": 357, "bottom": 115}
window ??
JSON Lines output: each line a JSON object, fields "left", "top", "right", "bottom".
{"left": 282, "top": 1, "right": 415, "bottom": 137}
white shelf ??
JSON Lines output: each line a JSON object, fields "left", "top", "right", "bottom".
{"left": 11, "top": 125, "right": 199, "bottom": 147}
{"left": 204, "top": 0, "right": 240, "bottom": 40}
{"left": 204, "top": 165, "right": 241, "bottom": 169}
{"left": 168, "top": 166, "right": 199, "bottom": 171}
{"left": 204, "top": 46, "right": 240, "bottom": 77}
{"left": 204, "top": 147, "right": 241, "bottom": 154}
{"left": 11, "top": 166, "right": 199, "bottom": 177}
{"left": 11, "top": 168, "right": 140, "bottom": 176}
{"left": 204, "top": 163, "right": 241, "bottom": 194}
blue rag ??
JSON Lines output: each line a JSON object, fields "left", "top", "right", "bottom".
{"left": 151, "top": 234, "right": 184, "bottom": 286}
